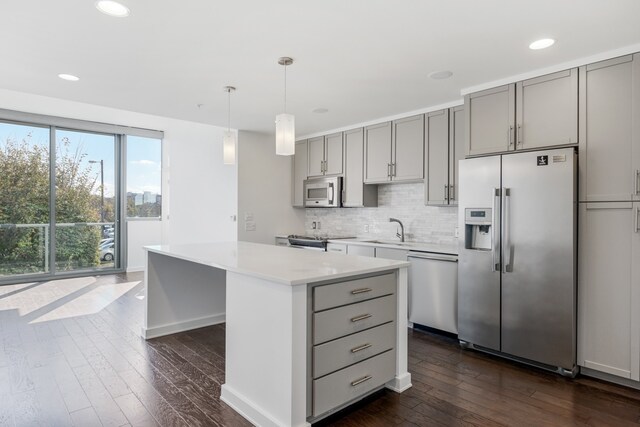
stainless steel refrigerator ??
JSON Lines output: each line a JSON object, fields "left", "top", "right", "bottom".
{"left": 458, "top": 147, "right": 577, "bottom": 376}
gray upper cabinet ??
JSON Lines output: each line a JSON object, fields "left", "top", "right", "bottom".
{"left": 365, "top": 122, "right": 393, "bottom": 183}
{"left": 292, "top": 139, "right": 308, "bottom": 207}
{"left": 343, "top": 128, "right": 377, "bottom": 207}
{"left": 425, "top": 105, "right": 465, "bottom": 206}
{"left": 449, "top": 105, "right": 465, "bottom": 204}
{"left": 516, "top": 69, "right": 579, "bottom": 150}
{"left": 308, "top": 133, "right": 344, "bottom": 178}
{"left": 392, "top": 115, "right": 424, "bottom": 182}
{"left": 425, "top": 109, "right": 449, "bottom": 205}
{"left": 579, "top": 54, "right": 640, "bottom": 202}
{"left": 307, "top": 136, "right": 325, "bottom": 178}
{"left": 465, "top": 84, "right": 515, "bottom": 156}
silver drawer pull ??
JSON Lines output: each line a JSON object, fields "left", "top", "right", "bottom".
{"left": 350, "top": 288, "right": 372, "bottom": 295}
{"left": 351, "top": 375, "right": 372, "bottom": 387}
{"left": 350, "top": 314, "right": 372, "bottom": 322}
{"left": 350, "top": 343, "right": 372, "bottom": 353}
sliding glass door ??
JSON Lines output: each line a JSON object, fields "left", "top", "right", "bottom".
{"left": 0, "top": 121, "right": 122, "bottom": 282}
{"left": 55, "top": 129, "right": 120, "bottom": 273}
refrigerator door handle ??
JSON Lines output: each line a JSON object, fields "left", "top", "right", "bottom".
{"left": 502, "top": 187, "right": 511, "bottom": 273}
{"left": 492, "top": 188, "right": 501, "bottom": 271}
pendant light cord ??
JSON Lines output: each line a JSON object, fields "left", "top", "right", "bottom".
{"left": 227, "top": 89, "right": 231, "bottom": 131}
{"left": 284, "top": 64, "right": 287, "bottom": 113}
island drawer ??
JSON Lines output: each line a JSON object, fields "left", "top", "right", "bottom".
{"left": 313, "top": 295, "right": 396, "bottom": 345}
{"left": 313, "top": 272, "right": 395, "bottom": 312}
{"left": 313, "top": 321, "right": 395, "bottom": 379}
{"left": 312, "top": 349, "right": 395, "bottom": 417}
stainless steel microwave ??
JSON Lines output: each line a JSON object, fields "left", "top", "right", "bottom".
{"left": 304, "top": 177, "right": 342, "bottom": 208}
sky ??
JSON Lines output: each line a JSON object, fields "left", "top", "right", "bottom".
{"left": 0, "top": 122, "right": 161, "bottom": 198}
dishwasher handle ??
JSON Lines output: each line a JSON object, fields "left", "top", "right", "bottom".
{"left": 407, "top": 252, "right": 458, "bottom": 262}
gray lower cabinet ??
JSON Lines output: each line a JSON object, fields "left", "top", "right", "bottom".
{"left": 343, "top": 128, "right": 378, "bottom": 207}
{"left": 578, "top": 202, "right": 640, "bottom": 381}
{"left": 293, "top": 140, "right": 308, "bottom": 207}
{"left": 275, "top": 237, "right": 289, "bottom": 247}
{"left": 347, "top": 244, "right": 375, "bottom": 257}
{"left": 375, "top": 247, "right": 408, "bottom": 261}
{"left": 579, "top": 54, "right": 640, "bottom": 202}
{"left": 311, "top": 273, "right": 397, "bottom": 418}
{"left": 326, "top": 243, "right": 347, "bottom": 254}
{"left": 465, "top": 68, "right": 579, "bottom": 157}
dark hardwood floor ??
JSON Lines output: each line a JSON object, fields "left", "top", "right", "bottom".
{"left": 0, "top": 272, "right": 639, "bottom": 426}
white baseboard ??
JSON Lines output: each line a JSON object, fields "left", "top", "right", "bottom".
{"left": 126, "top": 266, "right": 145, "bottom": 273}
{"left": 386, "top": 373, "right": 412, "bottom": 393}
{"left": 221, "top": 384, "right": 310, "bottom": 427}
{"left": 142, "top": 313, "right": 225, "bottom": 339}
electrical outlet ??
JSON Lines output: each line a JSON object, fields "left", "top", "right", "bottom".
{"left": 364, "top": 224, "right": 369, "bottom": 233}
{"left": 317, "top": 221, "right": 321, "bottom": 230}
{"left": 312, "top": 221, "right": 317, "bottom": 229}
{"left": 454, "top": 226, "right": 459, "bottom": 238}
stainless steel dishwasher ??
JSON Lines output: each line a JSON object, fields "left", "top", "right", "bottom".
{"left": 408, "top": 251, "right": 459, "bottom": 334}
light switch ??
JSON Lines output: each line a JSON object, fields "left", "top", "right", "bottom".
{"left": 245, "top": 221, "right": 256, "bottom": 232}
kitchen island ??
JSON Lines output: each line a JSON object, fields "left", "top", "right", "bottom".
{"left": 144, "top": 241, "right": 411, "bottom": 427}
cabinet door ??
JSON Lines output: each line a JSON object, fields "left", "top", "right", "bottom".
{"left": 308, "top": 136, "right": 325, "bottom": 177}
{"left": 347, "top": 245, "right": 375, "bottom": 257}
{"left": 324, "top": 132, "right": 344, "bottom": 176}
{"left": 578, "top": 202, "right": 640, "bottom": 380}
{"left": 375, "top": 247, "right": 407, "bottom": 261}
{"left": 425, "top": 110, "right": 449, "bottom": 205}
{"left": 465, "top": 84, "right": 515, "bottom": 156}
{"left": 579, "top": 55, "right": 640, "bottom": 202}
{"left": 292, "top": 140, "right": 308, "bottom": 207}
{"left": 364, "top": 122, "right": 392, "bottom": 183}
{"left": 392, "top": 115, "right": 424, "bottom": 182}
{"left": 516, "top": 69, "right": 578, "bottom": 150}
{"left": 448, "top": 105, "right": 465, "bottom": 205}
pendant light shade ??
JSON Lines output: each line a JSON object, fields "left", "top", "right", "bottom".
{"left": 276, "top": 57, "right": 295, "bottom": 156}
{"left": 275, "top": 113, "right": 295, "bottom": 155}
{"left": 223, "top": 86, "right": 236, "bottom": 165}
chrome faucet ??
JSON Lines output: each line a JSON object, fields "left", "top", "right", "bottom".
{"left": 389, "top": 218, "right": 405, "bottom": 242}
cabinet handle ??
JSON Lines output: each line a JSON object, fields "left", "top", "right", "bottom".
{"left": 392, "top": 163, "right": 396, "bottom": 177}
{"left": 350, "top": 343, "right": 372, "bottom": 353}
{"left": 449, "top": 184, "right": 455, "bottom": 201}
{"left": 350, "top": 375, "right": 372, "bottom": 387}
{"left": 342, "top": 189, "right": 346, "bottom": 205}
{"left": 635, "top": 170, "right": 640, "bottom": 196}
{"left": 635, "top": 207, "right": 639, "bottom": 233}
{"left": 350, "top": 313, "right": 372, "bottom": 322}
{"left": 387, "top": 163, "right": 391, "bottom": 177}
{"left": 508, "top": 126, "right": 514, "bottom": 147}
{"left": 517, "top": 124, "right": 522, "bottom": 146}
{"left": 350, "top": 288, "right": 372, "bottom": 295}
{"left": 444, "top": 184, "right": 449, "bottom": 201}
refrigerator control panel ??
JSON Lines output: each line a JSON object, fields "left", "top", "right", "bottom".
{"left": 464, "top": 208, "right": 492, "bottom": 251}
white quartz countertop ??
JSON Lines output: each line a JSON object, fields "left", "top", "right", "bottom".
{"left": 327, "top": 238, "right": 459, "bottom": 255}
{"left": 145, "top": 241, "right": 409, "bottom": 286}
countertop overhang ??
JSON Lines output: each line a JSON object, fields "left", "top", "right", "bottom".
{"left": 145, "top": 241, "right": 409, "bottom": 286}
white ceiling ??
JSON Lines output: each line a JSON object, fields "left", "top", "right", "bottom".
{"left": 2, "top": 0, "right": 640, "bottom": 135}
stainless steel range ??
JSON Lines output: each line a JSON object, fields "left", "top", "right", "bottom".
{"left": 287, "top": 235, "right": 354, "bottom": 251}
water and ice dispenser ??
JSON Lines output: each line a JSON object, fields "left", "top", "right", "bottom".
{"left": 464, "top": 208, "right": 492, "bottom": 250}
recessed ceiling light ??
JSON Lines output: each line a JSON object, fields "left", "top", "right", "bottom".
{"left": 429, "top": 70, "right": 453, "bottom": 80}
{"left": 312, "top": 108, "right": 329, "bottom": 114}
{"left": 95, "top": 1, "right": 130, "bottom": 17}
{"left": 529, "top": 38, "right": 555, "bottom": 50}
{"left": 58, "top": 74, "right": 80, "bottom": 81}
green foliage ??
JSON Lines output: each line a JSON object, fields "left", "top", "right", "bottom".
{"left": 0, "top": 133, "right": 102, "bottom": 275}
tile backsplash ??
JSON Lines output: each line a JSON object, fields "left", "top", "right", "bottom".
{"left": 305, "top": 182, "right": 459, "bottom": 244}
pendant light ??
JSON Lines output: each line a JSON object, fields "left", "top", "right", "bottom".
{"left": 275, "top": 57, "right": 295, "bottom": 156}
{"left": 223, "top": 86, "right": 236, "bottom": 165}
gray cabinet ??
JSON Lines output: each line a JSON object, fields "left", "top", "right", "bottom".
{"left": 578, "top": 202, "right": 640, "bottom": 381}
{"left": 375, "top": 247, "right": 408, "bottom": 261}
{"left": 465, "top": 84, "right": 515, "bottom": 156}
{"left": 516, "top": 69, "right": 578, "bottom": 150}
{"left": 465, "top": 69, "right": 578, "bottom": 157}
{"left": 347, "top": 245, "right": 375, "bottom": 257}
{"left": 292, "top": 139, "right": 308, "bottom": 207}
{"left": 425, "top": 109, "right": 449, "bottom": 205}
{"left": 392, "top": 115, "right": 424, "bottom": 182}
{"left": 579, "top": 54, "right": 640, "bottom": 202}
{"left": 308, "top": 133, "right": 343, "bottom": 178}
{"left": 425, "top": 106, "right": 465, "bottom": 206}
{"left": 343, "top": 128, "right": 378, "bottom": 207}
{"left": 365, "top": 116, "right": 424, "bottom": 184}
{"left": 364, "top": 122, "right": 392, "bottom": 183}
{"left": 326, "top": 243, "right": 347, "bottom": 254}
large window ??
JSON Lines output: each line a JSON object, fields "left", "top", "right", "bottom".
{"left": 0, "top": 110, "right": 163, "bottom": 283}
{"left": 126, "top": 136, "right": 162, "bottom": 218}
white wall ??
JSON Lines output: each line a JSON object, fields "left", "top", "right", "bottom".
{"left": 237, "top": 131, "right": 305, "bottom": 244}
{"left": 0, "top": 88, "right": 238, "bottom": 270}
